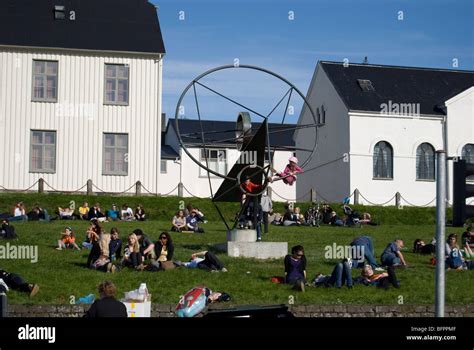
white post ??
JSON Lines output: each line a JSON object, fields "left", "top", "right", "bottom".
{"left": 435, "top": 150, "right": 446, "bottom": 317}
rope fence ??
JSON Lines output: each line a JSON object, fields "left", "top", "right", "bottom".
{"left": 0, "top": 178, "right": 443, "bottom": 207}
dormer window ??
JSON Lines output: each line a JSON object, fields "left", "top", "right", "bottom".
{"left": 54, "top": 5, "right": 66, "bottom": 20}
{"left": 357, "top": 79, "right": 375, "bottom": 92}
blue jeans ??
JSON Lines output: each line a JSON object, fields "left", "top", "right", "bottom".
{"left": 8, "top": 215, "right": 28, "bottom": 222}
{"left": 328, "top": 261, "right": 353, "bottom": 288}
{"left": 381, "top": 254, "right": 400, "bottom": 266}
{"left": 351, "top": 236, "right": 379, "bottom": 268}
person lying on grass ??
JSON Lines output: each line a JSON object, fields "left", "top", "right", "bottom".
{"left": 56, "top": 226, "right": 80, "bottom": 250}
{"left": 312, "top": 259, "right": 353, "bottom": 289}
{"left": 0, "top": 269, "right": 39, "bottom": 297}
{"left": 380, "top": 239, "right": 407, "bottom": 267}
{"left": 175, "top": 251, "right": 227, "bottom": 272}
{"left": 355, "top": 264, "right": 400, "bottom": 289}
{"left": 284, "top": 245, "right": 307, "bottom": 292}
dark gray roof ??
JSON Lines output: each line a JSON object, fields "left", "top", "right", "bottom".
{"left": 0, "top": 0, "right": 165, "bottom": 54}
{"left": 169, "top": 119, "right": 296, "bottom": 149}
{"left": 320, "top": 61, "right": 474, "bottom": 115}
{"left": 161, "top": 132, "right": 179, "bottom": 159}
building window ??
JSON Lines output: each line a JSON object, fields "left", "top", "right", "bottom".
{"left": 200, "top": 149, "right": 226, "bottom": 176}
{"left": 373, "top": 141, "right": 393, "bottom": 179}
{"left": 160, "top": 160, "right": 167, "bottom": 174}
{"left": 32, "top": 60, "right": 58, "bottom": 102}
{"left": 104, "top": 64, "right": 129, "bottom": 105}
{"left": 462, "top": 144, "right": 474, "bottom": 181}
{"left": 30, "top": 130, "right": 56, "bottom": 173}
{"left": 316, "top": 108, "right": 321, "bottom": 125}
{"left": 103, "top": 133, "right": 128, "bottom": 175}
{"left": 321, "top": 105, "right": 326, "bottom": 124}
{"left": 357, "top": 79, "right": 375, "bottom": 92}
{"left": 416, "top": 143, "right": 435, "bottom": 180}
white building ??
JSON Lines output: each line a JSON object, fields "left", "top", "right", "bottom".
{"left": 160, "top": 119, "right": 298, "bottom": 202}
{"left": 0, "top": 0, "right": 165, "bottom": 193}
{"left": 296, "top": 61, "right": 474, "bottom": 206}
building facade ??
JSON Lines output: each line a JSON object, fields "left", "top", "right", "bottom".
{"left": 0, "top": 0, "right": 165, "bottom": 193}
{"left": 296, "top": 61, "right": 474, "bottom": 205}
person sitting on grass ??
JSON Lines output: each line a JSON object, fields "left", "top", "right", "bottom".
{"left": 355, "top": 264, "right": 400, "bottom": 289}
{"left": 122, "top": 233, "right": 143, "bottom": 269}
{"left": 0, "top": 219, "right": 17, "bottom": 239}
{"left": 79, "top": 201, "right": 90, "bottom": 220}
{"left": 145, "top": 232, "right": 176, "bottom": 271}
{"left": 134, "top": 204, "right": 146, "bottom": 221}
{"left": 109, "top": 228, "right": 122, "bottom": 262}
{"left": 284, "top": 245, "right": 307, "bottom": 292}
{"left": 461, "top": 226, "right": 474, "bottom": 259}
{"left": 88, "top": 203, "right": 105, "bottom": 221}
{"left": 120, "top": 204, "right": 134, "bottom": 221}
{"left": 133, "top": 229, "right": 155, "bottom": 261}
{"left": 175, "top": 251, "right": 227, "bottom": 272}
{"left": 82, "top": 220, "right": 102, "bottom": 250}
{"left": 0, "top": 269, "right": 39, "bottom": 297}
{"left": 56, "top": 226, "right": 80, "bottom": 250}
{"left": 58, "top": 205, "right": 75, "bottom": 220}
{"left": 171, "top": 210, "right": 187, "bottom": 232}
{"left": 380, "top": 239, "right": 407, "bottom": 267}
{"left": 186, "top": 210, "right": 205, "bottom": 233}
{"left": 87, "top": 230, "right": 115, "bottom": 273}
{"left": 413, "top": 238, "right": 436, "bottom": 255}
{"left": 8, "top": 202, "right": 28, "bottom": 222}
{"left": 445, "top": 233, "right": 465, "bottom": 270}
{"left": 329, "top": 211, "right": 344, "bottom": 227}
{"left": 84, "top": 280, "right": 127, "bottom": 318}
{"left": 106, "top": 204, "right": 120, "bottom": 222}
{"left": 312, "top": 259, "right": 353, "bottom": 289}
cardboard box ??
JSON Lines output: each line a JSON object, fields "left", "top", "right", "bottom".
{"left": 122, "top": 295, "right": 152, "bottom": 318}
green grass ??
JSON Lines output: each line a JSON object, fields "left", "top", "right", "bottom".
{"left": 1, "top": 217, "right": 473, "bottom": 307}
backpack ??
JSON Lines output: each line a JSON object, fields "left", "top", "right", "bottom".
{"left": 446, "top": 248, "right": 463, "bottom": 269}
{"left": 176, "top": 286, "right": 208, "bottom": 318}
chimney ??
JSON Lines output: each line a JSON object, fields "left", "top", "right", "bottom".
{"left": 161, "top": 113, "right": 167, "bottom": 131}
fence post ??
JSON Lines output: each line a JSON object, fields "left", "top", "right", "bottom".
{"left": 0, "top": 292, "right": 7, "bottom": 318}
{"left": 38, "top": 178, "right": 44, "bottom": 193}
{"left": 135, "top": 181, "right": 142, "bottom": 196}
{"left": 178, "top": 182, "right": 184, "bottom": 197}
{"left": 354, "top": 189, "right": 360, "bottom": 205}
{"left": 86, "top": 179, "right": 93, "bottom": 196}
{"left": 310, "top": 188, "right": 315, "bottom": 203}
{"left": 395, "top": 192, "right": 401, "bottom": 207}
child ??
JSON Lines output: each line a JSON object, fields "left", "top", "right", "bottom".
{"left": 57, "top": 227, "right": 80, "bottom": 250}
{"left": 269, "top": 156, "right": 303, "bottom": 186}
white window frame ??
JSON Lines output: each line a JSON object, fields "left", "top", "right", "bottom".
{"left": 103, "top": 133, "right": 129, "bottom": 176}
{"left": 32, "top": 60, "right": 58, "bottom": 102}
{"left": 199, "top": 149, "right": 227, "bottom": 177}
{"left": 30, "top": 130, "right": 57, "bottom": 173}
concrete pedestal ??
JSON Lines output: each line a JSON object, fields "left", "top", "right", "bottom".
{"left": 214, "top": 229, "right": 287, "bottom": 259}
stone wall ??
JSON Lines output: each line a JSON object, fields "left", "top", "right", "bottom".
{"left": 7, "top": 304, "right": 474, "bottom": 318}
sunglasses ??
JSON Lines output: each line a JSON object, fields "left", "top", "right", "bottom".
{"left": 160, "top": 236, "right": 167, "bottom": 240}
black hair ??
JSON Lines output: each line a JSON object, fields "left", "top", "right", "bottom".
{"left": 159, "top": 231, "right": 173, "bottom": 245}
{"left": 291, "top": 245, "right": 304, "bottom": 255}
{"left": 133, "top": 229, "right": 144, "bottom": 237}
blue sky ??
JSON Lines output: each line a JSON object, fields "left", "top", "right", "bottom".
{"left": 150, "top": 0, "right": 474, "bottom": 123}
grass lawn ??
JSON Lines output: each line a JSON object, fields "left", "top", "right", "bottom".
{"left": 1, "top": 217, "right": 473, "bottom": 307}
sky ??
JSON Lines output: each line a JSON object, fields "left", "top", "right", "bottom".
{"left": 150, "top": 0, "right": 474, "bottom": 124}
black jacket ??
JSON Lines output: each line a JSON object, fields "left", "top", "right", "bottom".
{"left": 84, "top": 297, "right": 127, "bottom": 318}
{"left": 154, "top": 241, "right": 174, "bottom": 261}
{"left": 0, "top": 224, "right": 17, "bottom": 239}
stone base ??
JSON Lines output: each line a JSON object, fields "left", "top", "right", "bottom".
{"left": 216, "top": 241, "right": 287, "bottom": 259}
